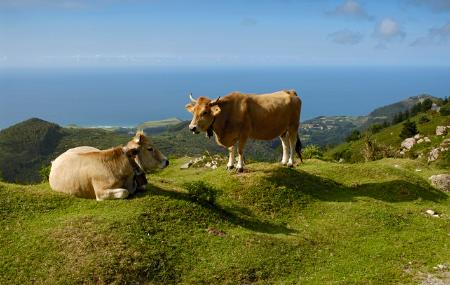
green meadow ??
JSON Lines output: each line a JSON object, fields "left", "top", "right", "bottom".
{"left": 1, "top": 158, "right": 449, "bottom": 284}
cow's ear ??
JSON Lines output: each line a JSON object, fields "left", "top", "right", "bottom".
{"left": 211, "top": 105, "right": 221, "bottom": 116}
{"left": 185, "top": 103, "right": 195, "bottom": 113}
{"left": 124, "top": 146, "right": 139, "bottom": 157}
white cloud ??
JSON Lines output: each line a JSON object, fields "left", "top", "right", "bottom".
{"left": 328, "top": 30, "right": 363, "bottom": 45}
{"left": 411, "top": 21, "right": 450, "bottom": 46}
{"left": 374, "top": 18, "right": 406, "bottom": 42}
{"left": 329, "top": 0, "right": 373, "bottom": 20}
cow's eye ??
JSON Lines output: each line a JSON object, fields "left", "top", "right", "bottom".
{"left": 201, "top": 111, "right": 208, "bottom": 116}
{"left": 147, "top": 147, "right": 153, "bottom": 152}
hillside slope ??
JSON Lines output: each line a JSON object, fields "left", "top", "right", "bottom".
{"left": 302, "top": 94, "right": 441, "bottom": 147}
{"left": 1, "top": 159, "right": 449, "bottom": 284}
{"left": 326, "top": 111, "right": 450, "bottom": 165}
{"left": 0, "top": 118, "right": 130, "bottom": 183}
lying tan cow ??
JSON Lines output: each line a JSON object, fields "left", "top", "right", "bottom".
{"left": 186, "top": 90, "right": 302, "bottom": 172}
{"left": 49, "top": 131, "right": 168, "bottom": 200}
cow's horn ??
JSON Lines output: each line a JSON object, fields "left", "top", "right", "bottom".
{"left": 189, "top": 93, "right": 196, "bottom": 103}
{"left": 210, "top": 96, "right": 221, "bottom": 106}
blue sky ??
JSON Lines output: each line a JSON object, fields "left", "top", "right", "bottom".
{"left": 1, "top": 0, "right": 450, "bottom": 67}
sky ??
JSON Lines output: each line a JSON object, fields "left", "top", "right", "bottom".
{"left": 1, "top": 0, "right": 450, "bottom": 67}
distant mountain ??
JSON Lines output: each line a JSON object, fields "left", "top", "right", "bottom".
{"left": 301, "top": 116, "right": 368, "bottom": 147}
{"left": 137, "top": 117, "right": 183, "bottom": 134}
{"left": 0, "top": 118, "right": 129, "bottom": 183}
{"left": 300, "top": 94, "right": 441, "bottom": 147}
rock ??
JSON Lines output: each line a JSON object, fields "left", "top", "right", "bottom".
{"left": 211, "top": 165, "right": 218, "bottom": 170}
{"left": 180, "top": 162, "right": 193, "bottom": 169}
{"left": 429, "top": 174, "right": 450, "bottom": 192}
{"left": 436, "top": 126, "right": 448, "bottom": 136}
{"left": 415, "top": 169, "right": 422, "bottom": 172}
{"left": 414, "top": 134, "right": 422, "bottom": 140}
{"left": 424, "top": 137, "right": 431, "bottom": 143}
{"left": 428, "top": 148, "right": 440, "bottom": 162}
{"left": 401, "top": 138, "right": 416, "bottom": 150}
{"left": 441, "top": 138, "right": 450, "bottom": 148}
{"left": 434, "top": 264, "right": 449, "bottom": 271}
{"left": 417, "top": 138, "right": 424, "bottom": 144}
{"left": 205, "top": 162, "right": 212, "bottom": 168}
{"left": 338, "top": 158, "right": 344, "bottom": 163}
{"left": 400, "top": 150, "right": 405, "bottom": 156}
{"left": 426, "top": 209, "right": 435, "bottom": 216}
{"left": 394, "top": 164, "right": 400, "bottom": 168}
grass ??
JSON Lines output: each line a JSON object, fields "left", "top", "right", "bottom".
{"left": 1, "top": 158, "right": 449, "bottom": 284}
{"left": 326, "top": 112, "right": 450, "bottom": 164}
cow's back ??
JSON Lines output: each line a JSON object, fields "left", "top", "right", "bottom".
{"left": 49, "top": 146, "right": 101, "bottom": 199}
{"left": 245, "top": 91, "right": 301, "bottom": 140}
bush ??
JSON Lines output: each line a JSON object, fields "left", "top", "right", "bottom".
{"left": 361, "top": 136, "right": 397, "bottom": 162}
{"left": 418, "top": 115, "right": 430, "bottom": 124}
{"left": 39, "top": 165, "right": 51, "bottom": 182}
{"left": 345, "top": 130, "right": 362, "bottom": 142}
{"left": 302, "top": 144, "right": 323, "bottom": 159}
{"left": 399, "top": 120, "right": 418, "bottom": 140}
{"left": 184, "top": 181, "right": 217, "bottom": 206}
{"left": 440, "top": 104, "right": 450, "bottom": 116}
{"left": 369, "top": 124, "right": 383, "bottom": 134}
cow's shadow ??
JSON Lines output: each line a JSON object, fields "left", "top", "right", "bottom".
{"left": 262, "top": 167, "right": 447, "bottom": 203}
{"left": 134, "top": 184, "right": 297, "bottom": 235}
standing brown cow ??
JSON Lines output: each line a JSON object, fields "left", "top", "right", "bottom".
{"left": 186, "top": 90, "right": 302, "bottom": 172}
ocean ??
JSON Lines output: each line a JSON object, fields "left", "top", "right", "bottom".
{"left": 1, "top": 66, "right": 449, "bottom": 129}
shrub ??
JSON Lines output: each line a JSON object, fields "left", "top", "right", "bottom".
{"left": 39, "top": 165, "right": 51, "bottom": 182}
{"left": 418, "top": 115, "right": 430, "bottom": 124}
{"left": 399, "top": 120, "right": 418, "bottom": 140}
{"left": 302, "top": 144, "right": 323, "bottom": 159}
{"left": 183, "top": 181, "right": 217, "bottom": 206}
{"left": 369, "top": 124, "right": 383, "bottom": 134}
{"left": 440, "top": 104, "right": 450, "bottom": 116}
{"left": 345, "top": 130, "right": 362, "bottom": 142}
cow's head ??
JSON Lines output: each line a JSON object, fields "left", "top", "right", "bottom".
{"left": 185, "top": 93, "right": 221, "bottom": 134}
{"left": 124, "top": 131, "right": 169, "bottom": 171}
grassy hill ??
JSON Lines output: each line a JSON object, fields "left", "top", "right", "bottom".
{"left": 326, "top": 110, "right": 450, "bottom": 166}
{"left": 1, "top": 158, "right": 449, "bottom": 284}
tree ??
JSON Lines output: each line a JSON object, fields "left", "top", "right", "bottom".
{"left": 440, "top": 103, "right": 450, "bottom": 116}
{"left": 399, "top": 120, "right": 418, "bottom": 140}
{"left": 421, "top": 98, "right": 433, "bottom": 112}
{"left": 345, "top": 130, "right": 362, "bottom": 142}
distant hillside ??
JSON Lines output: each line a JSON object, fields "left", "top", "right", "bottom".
{"left": 301, "top": 94, "right": 442, "bottom": 147}
{"left": 137, "top": 117, "right": 183, "bottom": 135}
{"left": 301, "top": 116, "right": 367, "bottom": 147}
{"left": 0, "top": 118, "right": 129, "bottom": 183}
{"left": 365, "top": 94, "right": 440, "bottom": 126}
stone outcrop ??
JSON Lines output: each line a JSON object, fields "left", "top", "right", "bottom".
{"left": 429, "top": 174, "right": 450, "bottom": 192}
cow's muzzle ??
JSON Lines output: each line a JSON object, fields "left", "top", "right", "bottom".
{"left": 189, "top": 126, "right": 200, "bottom": 134}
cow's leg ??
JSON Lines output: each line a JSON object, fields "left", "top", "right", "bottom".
{"left": 227, "top": 146, "right": 235, "bottom": 170}
{"left": 280, "top": 133, "right": 289, "bottom": 165}
{"left": 287, "top": 130, "right": 298, "bottom": 167}
{"left": 95, "top": 188, "right": 129, "bottom": 201}
{"left": 237, "top": 138, "right": 247, "bottom": 173}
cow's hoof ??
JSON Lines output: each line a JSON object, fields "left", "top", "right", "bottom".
{"left": 287, "top": 163, "right": 294, "bottom": 168}
{"left": 236, "top": 167, "right": 244, "bottom": 173}
{"left": 226, "top": 165, "right": 234, "bottom": 170}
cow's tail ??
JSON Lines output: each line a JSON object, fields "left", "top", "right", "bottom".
{"left": 295, "top": 135, "right": 303, "bottom": 163}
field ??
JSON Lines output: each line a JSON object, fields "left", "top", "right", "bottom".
{"left": 1, "top": 158, "right": 449, "bottom": 284}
